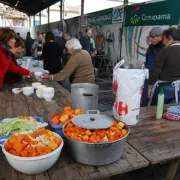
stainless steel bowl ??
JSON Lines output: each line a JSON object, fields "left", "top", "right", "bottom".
{"left": 62, "top": 123, "right": 130, "bottom": 165}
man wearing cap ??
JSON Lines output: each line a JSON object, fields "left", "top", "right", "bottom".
{"left": 142, "top": 26, "right": 164, "bottom": 106}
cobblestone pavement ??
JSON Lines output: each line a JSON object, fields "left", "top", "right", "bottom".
{"left": 97, "top": 80, "right": 112, "bottom": 112}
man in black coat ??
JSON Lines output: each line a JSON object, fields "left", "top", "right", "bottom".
{"left": 80, "top": 28, "right": 93, "bottom": 54}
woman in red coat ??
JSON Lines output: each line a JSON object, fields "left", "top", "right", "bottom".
{"left": 0, "top": 28, "right": 32, "bottom": 88}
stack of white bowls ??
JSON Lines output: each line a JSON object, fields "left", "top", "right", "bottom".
{"left": 43, "top": 87, "right": 54, "bottom": 101}
{"left": 36, "top": 85, "right": 46, "bottom": 99}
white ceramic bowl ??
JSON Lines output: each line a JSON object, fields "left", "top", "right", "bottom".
{"left": 34, "top": 72, "right": 43, "bottom": 77}
{"left": 43, "top": 87, "right": 55, "bottom": 94}
{"left": 32, "top": 82, "right": 42, "bottom": 89}
{"left": 23, "top": 56, "right": 33, "bottom": 60}
{"left": 23, "top": 87, "right": 34, "bottom": 96}
{"left": 43, "top": 93, "right": 54, "bottom": 101}
{"left": 12, "top": 88, "right": 22, "bottom": 94}
{"left": 0, "top": 133, "right": 64, "bottom": 174}
{"left": 37, "top": 85, "right": 46, "bottom": 90}
{"left": 36, "top": 91, "right": 43, "bottom": 99}
{"left": 36, "top": 85, "right": 46, "bottom": 98}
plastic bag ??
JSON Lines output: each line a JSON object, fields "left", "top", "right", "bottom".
{"left": 112, "top": 60, "right": 148, "bottom": 125}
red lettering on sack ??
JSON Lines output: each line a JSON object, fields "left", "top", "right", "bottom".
{"left": 115, "top": 101, "right": 128, "bottom": 116}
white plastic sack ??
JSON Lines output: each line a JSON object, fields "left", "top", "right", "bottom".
{"left": 112, "top": 60, "right": 148, "bottom": 125}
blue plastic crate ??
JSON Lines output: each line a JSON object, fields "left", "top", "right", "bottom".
{"left": 0, "top": 115, "right": 44, "bottom": 141}
{"left": 47, "top": 114, "right": 64, "bottom": 138}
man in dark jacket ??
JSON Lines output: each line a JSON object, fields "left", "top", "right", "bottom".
{"left": 52, "top": 29, "right": 65, "bottom": 58}
{"left": 142, "top": 26, "right": 164, "bottom": 106}
{"left": 80, "top": 28, "right": 93, "bottom": 54}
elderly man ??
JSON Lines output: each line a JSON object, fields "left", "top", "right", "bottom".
{"left": 142, "top": 26, "right": 164, "bottom": 106}
{"left": 42, "top": 38, "right": 95, "bottom": 84}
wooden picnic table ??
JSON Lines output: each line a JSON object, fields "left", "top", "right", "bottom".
{"left": 0, "top": 79, "right": 149, "bottom": 180}
{"left": 104, "top": 105, "right": 180, "bottom": 180}
{"left": 128, "top": 106, "right": 180, "bottom": 180}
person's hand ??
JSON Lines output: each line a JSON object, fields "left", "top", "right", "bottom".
{"left": 42, "top": 73, "right": 50, "bottom": 79}
{"left": 142, "top": 62, "right": 146, "bottom": 69}
{"left": 148, "top": 85, "right": 153, "bottom": 99}
{"left": 63, "top": 49, "right": 66, "bottom": 54}
{"left": 29, "top": 71, "right": 34, "bottom": 77}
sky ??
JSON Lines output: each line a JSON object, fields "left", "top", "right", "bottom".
{"left": 62, "top": 0, "right": 151, "bottom": 14}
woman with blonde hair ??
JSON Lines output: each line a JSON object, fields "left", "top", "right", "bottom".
{"left": 0, "top": 28, "right": 33, "bottom": 88}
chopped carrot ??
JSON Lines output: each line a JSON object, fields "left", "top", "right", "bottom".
{"left": 63, "top": 106, "right": 71, "bottom": 112}
{"left": 74, "top": 109, "right": 81, "bottom": 115}
{"left": 23, "top": 135, "right": 31, "bottom": 143}
{"left": 13, "top": 140, "right": 26, "bottom": 153}
{"left": 51, "top": 116, "right": 59, "bottom": 125}
{"left": 53, "top": 137, "right": 61, "bottom": 146}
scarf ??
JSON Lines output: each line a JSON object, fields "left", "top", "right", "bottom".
{"left": 0, "top": 43, "right": 11, "bottom": 59}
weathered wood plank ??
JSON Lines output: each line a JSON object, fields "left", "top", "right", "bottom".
{"left": 0, "top": 92, "right": 4, "bottom": 119}
{"left": 48, "top": 149, "right": 83, "bottom": 180}
{"left": 17, "top": 172, "right": 51, "bottom": 180}
{"left": 103, "top": 106, "right": 180, "bottom": 166}
{"left": 3, "top": 91, "right": 14, "bottom": 118}
{"left": 0, "top": 156, "right": 17, "bottom": 180}
{"left": 75, "top": 144, "right": 149, "bottom": 180}
{"left": 126, "top": 105, "right": 180, "bottom": 165}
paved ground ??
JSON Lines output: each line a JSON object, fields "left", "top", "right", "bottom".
{"left": 96, "top": 79, "right": 180, "bottom": 180}
{"left": 97, "top": 79, "right": 112, "bottom": 112}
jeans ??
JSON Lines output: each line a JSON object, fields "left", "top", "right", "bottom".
{"left": 161, "top": 85, "right": 180, "bottom": 104}
{"left": 141, "top": 79, "right": 160, "bottom": 106}
{"left": 141, "top": 79, "right": 149, "bottom": 106}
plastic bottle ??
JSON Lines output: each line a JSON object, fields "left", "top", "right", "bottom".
{"left": 156, "top": 89, "right": 165, "bottom": 119}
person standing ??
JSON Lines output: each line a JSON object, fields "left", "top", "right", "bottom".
{"left": 63, "top": 32, "right": 72, "bottom": 42}
{"left": 32, "top": 33, "right": 45, "bottom": 59}
{"left": 148, "top": 27, "right": 180, "bottom": 104}
{"left": 76, "top": 32, "right": 84, "bottom": 40}
{"left": 52, "top": 29, "right": 65, "bottom": 59}
{"left": 0, "top": 28, "right": 33, "bottom": 88}
{"left": 41, "top": 31, "right": 63, "bottom": 74}
{"left": 25, "top": 32, "right": 33, "bottom": 56}
{"left": 141, "top": 26, "right": 164, "bottom": 106}
{"left": 80, "top": 28, "right": 94, "bottom": 54}
{"left": 42, "top": 38, "right": 95, "bottom": 84}
{"left": 4, "top": 37, "right": 25, "bottom": 84}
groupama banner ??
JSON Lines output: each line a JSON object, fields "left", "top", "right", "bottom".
{"left": 125, "top": 0, "right": 180, "bottom": 26}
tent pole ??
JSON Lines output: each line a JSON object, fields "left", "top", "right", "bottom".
{"left": 120, "top": 0, "right": 128, "bottom": 61}
{"left": 80, "top": 0, "right": 84, "bottom": 32}
{"left": 47, "top": 7, "right": 50, "bottom": 30}
{"left": 60, "top": 0, "right": 63, "bottom": 31}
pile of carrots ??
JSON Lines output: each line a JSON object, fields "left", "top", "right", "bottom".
{"left": 50, "top": 106, "right": 83, "bottom": 125}
{"left": 4, "top": 129, "right": 61, "bottom": 157}
{"left": 64, "top": 121, "right": 128, "bottom": 143}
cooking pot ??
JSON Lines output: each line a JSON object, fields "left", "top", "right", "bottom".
{"left": 62, "top": 110, "right": 129, "bottom": 165}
